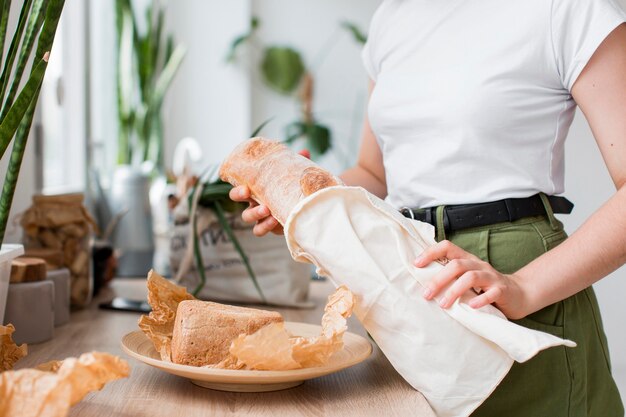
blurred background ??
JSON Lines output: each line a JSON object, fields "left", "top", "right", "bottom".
{"left": 0, "top": 0, "right": 623, "bottom": 397}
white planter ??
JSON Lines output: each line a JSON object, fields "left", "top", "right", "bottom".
{"left": 0, "top": 244, "right": 24, "bottom": 324}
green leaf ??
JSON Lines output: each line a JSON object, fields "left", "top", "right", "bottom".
{"left": 250, "top": 117, "right": 273, "bottom": 137}
{"left": 0, "top": 0, "right": 34, "bottom": 106}
{"left": 0, "top": 58, "right": 47, "bottom": 159}
{"left": 213, "top": 200, "right": 267, "bottom": 303}
{"left": 191, "top": 200, "right": 208, "bottom": 296}
{"left": 1, "top": 0, "right": 46, "bottom": 121}
{"left": 225, "top": 16, "right": 260, "bottom": 63}
{"left": 284, "top": 121, "right": 332, "bottom": 157}
{"left": 0, "top": 0, "right": 65, "bottom": 244}
{"left": 0, "top": 2, "right": 12, "bottom": 71}
{"left": 285, "top": 120, "right": 305, "bottom": 143}
{"left": 305, "top": 122, "right": 332, "bottom": 156}
{"left": 261, "top": 46, "right": 305, "bottom": 94}
{"left": 149, "top": 44, "right": 185, "bottom": 112}
{"left": 341, "top": 21, "right": 367, "bottom": 45}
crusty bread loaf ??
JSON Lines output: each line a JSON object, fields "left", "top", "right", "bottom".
{"left": 171, "top": 300, "right": 283, "bottom": 366}
{"left": 219, "top": 137, "right": 342, "bottom": 225}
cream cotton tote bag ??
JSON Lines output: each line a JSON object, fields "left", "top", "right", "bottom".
{"left": 284, "top": 186, "right": 575, "bottom": 417}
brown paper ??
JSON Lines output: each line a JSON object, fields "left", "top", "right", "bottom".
{"left": 0, "top": 352, "right": 129, "bottom": 417}
{"left": 218, "top": 286, "right": 354, "bottom": 370}
{"left": 0, "top": 325, "right": 27, "bottom": 371}
{"left": 20, "top": 193, "right": 98, "bottom": 307}
{"left": 138, "top": 270, "right": 195, "bottom": 361}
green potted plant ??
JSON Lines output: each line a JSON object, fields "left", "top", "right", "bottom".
{"left": 109, "top": 0, "right": 185, "bottom": 276}
{"left": 0, "top": 0, "right": 66, "bottom": 323}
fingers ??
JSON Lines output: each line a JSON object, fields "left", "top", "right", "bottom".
{"left": 422, "top": 259, "right": 486, "bottom": 301}
{"left": 241, "top": 204, "right": 270, "bottom": 223}
{"left": 229, "top": 185, "right": 251, "bottom": 202}
{"left": 467, "top": 287, "right": 503, "bottom": 309}
{"left": 438, "top": 270, "right": 494, "bottom": 308}
{"left": 414, "top": 240, "right": 479, "bottom": 268}
{"left": 253, "top": 215, "right": 280, "bottom": 236}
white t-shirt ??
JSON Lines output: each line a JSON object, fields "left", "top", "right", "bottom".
{"left": 362, "top": 0, "right": 626, "bottom": 209}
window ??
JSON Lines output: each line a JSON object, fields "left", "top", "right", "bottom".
{"left": 39, "top": 0, "right": 87, "bottom": 194}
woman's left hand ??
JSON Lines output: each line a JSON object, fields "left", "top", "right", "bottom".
{"left": 415, "top": 240, "right": 529, "bottom": 319}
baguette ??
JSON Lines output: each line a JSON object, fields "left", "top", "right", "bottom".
{"left": 219, "top": 138, "right": 342, "bottom": 225}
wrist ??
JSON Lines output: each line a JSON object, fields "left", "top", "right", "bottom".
{"left": 507, "top": 272, "right": 541, "bottom": 319}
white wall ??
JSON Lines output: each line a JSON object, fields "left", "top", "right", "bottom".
{"left": 163, "top": 1, "right": 251, "bottom": 170}
{"left": 251, "top": 0, "right": 379, "bottom": 173}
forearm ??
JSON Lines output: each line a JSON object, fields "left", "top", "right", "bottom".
{"left": 340, "top": 165, "right": 387, "bottom": 199}
{"left": 515, "top": 185, "right": 626, "bottom": 316}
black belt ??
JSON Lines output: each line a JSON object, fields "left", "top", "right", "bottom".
{"left": 400, "top": 194, "right": 573, "bottom": 232}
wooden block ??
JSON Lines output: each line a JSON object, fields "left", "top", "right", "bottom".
{"left": 10, "top": 257, "right": 47, "bottom": 283}
{"left": 24, "top": 248, "right": 64, "bottom": 270}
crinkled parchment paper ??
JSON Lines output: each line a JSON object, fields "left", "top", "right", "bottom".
{"left": 0, "top": 325, "right": 27, "bottom": 371}
{"left": 0, "top": 352, "right": 129, "bottom": 417}
{"left": 216, "top": 286, "right": 354, "bottom": 370}
{"left": 138, "top": 270, "right": 195, "bottom": 361}
{"left": 139, "top": 271, "right": 354, "bottom": 370}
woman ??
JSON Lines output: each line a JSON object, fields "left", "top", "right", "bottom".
{"left": 230, "top": 0, "right": 626, "bottom": 415}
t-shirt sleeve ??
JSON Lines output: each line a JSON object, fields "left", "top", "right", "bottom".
{"left": 552, "top": 0, "right": 626, "bottom": 91}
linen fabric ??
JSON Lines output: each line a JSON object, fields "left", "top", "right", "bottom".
{"left": 362, "top": 0, "right": 626, "bottom": 209}
{"left": 284, "top": 186, "right": 575, "bottom": 417}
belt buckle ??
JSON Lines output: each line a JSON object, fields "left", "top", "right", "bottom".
{"left": 400, "top": 206, "right": 415, "bottom": 220}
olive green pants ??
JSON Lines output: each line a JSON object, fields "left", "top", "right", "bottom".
{"left": 429, "top": 199, "right": 624, "bottom": 417}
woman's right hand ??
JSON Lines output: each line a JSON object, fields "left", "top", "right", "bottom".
{"left": 229, "top": 185, "right": 283, "bottom": 236}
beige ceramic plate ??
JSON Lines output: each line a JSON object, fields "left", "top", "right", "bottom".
{"left": 121, "top": 322, "right": 372, "bottom": 392}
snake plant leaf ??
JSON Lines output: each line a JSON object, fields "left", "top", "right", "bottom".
{"left": 0, "top": 58, "right": 47, "bottom": 159}
{"left": 213, "top": 200, "right": 267, "bottom": 303}
{"left": 1, "top": 0, "right": 46, "bottom": 121}
{"left": 0, "top": 0, "right": 34, "bottom": 106}
{"left": 261, "top": 46, "right": 305, "bottom": 95}
{"left": 0, "top": 0, "right": 65, "bottom": 244}
{"left": 117, "top": 5, "right": 135, "bottom": 164}
{"left": 33, "top": 0, "right": 64, "bottom": 56}
{"left": 191, "top": 199, "right": 208, "bottom": 296}
{"left": 152, "top": 7, "right": 164, "bottom": 71}
{"left": 341, "top": 21, "right": 367, "bottom": 45}
{"left": 150, "top": 44, "right": 186, "bottom": 112}
{"left": 0, "top": 1, "right": 12, "bottom": 73}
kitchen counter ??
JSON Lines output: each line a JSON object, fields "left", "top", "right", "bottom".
{"left": 16, "top": 278, "right": 435, "bottom": 417}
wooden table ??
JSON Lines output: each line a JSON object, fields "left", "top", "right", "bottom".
{"left": 16, "top": 278, "right": 435, "bottom": 417}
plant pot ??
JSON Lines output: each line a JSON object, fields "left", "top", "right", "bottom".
{"left": 109, "top": 165, "right": 154, "bottom": 276}
{"left": 0, "top": 244, "right": 24, "bottom": 324}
